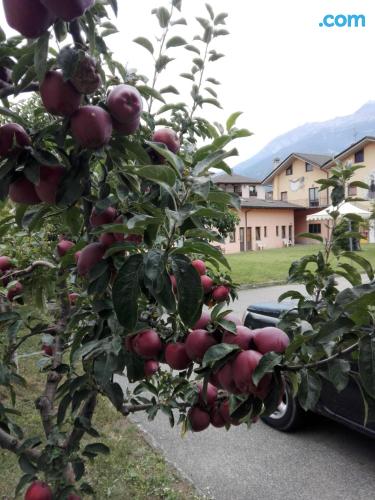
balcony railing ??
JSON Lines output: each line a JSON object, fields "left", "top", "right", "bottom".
{"left": 274, "top": 194, "right": 329, "bottom": 208}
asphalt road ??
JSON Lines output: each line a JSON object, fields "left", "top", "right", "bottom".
{"left": 122, "top": 280, "right": 375, "bottom": 500}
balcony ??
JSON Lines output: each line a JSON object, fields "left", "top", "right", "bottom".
{"left": 276, "top": 194, "right": 329, "bottom": 208}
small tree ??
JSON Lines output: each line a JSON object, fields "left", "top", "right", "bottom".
{"left": 0, "top": 1, "right": 374, "bottom": 498}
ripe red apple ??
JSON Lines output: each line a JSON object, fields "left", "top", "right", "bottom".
{"left": 70, "top": 54, "right": 101, "bottom": 94}
{"left": 40, "top": 0, "right": 94, "bottom": 22}
{"left": 152, "top": 128, "right": 180, "bottom": 154}
{"left": 35, "top": 164, "right": 64, "bottom": 204}
{"left": 133, "top": 329, "right": 162, "bottom": 359}
{"left": 68, "top": 292, "right": 79, "bottom": 306}
{"left": 253, "top": 327, "right": 290, "bottom": 354}
{"left": 57, "top": 239, "right": 74, "bottom": 257}
{"left": 192, "top": 259, "right": 206, "bottom": 276}
{"left": 74, "top": 251, "right": 81, "bottom": 264}
{"left": 144, "top": 360, "right": 159, "bottom": 377}
{"left": 7, "top": 281, "right": 23, "bottom": 302}
{"left": 184, "top": 329, "right": 216, "bottom": 362}
{"left": 209, "top": 405, "right": 226, "bottom": 428}
{"left": 70, "top": 105, "right": 113, "bottom": 149}
{"left": 90, "top": 206, "right": 117, "bottom": 227}
{"left": 42, "top": 344, "right": 53, "bottom": 357}
{"left": 212, "top": 285, "right": 230, "bottom": 303}
{"left": 99, "top": 233, "right": 116, "bottom": 248}
{"left": 169, "top": 274, "right": 177, "bottom": 294}
{"left": 0, "top": 256, "right": 12, "bottom": 272}
{"left": 24, "top": 480, "right": 53, "bottom": 500}
{"left": 219, "top": 400, "right": 240, "bottom": 426}
{"left": 201, "top": 275, "right": 214, "bottom": 294}
{"left": 232, "top": 350, "right": 271, "bottom": 398}
{"left": 0, "top": 123, "right": 31, "bottom": 157}
{"left": 216, "top": 361, "right": 241, "bottom": 394}
{"left": 40, "top": 71, "right": 81, "bottom": 117}
{"left": 124, "top": 336, "right": 136, "bottom": 353}
{"left": 197, "top": 382, "right": 217, "bottom": 408}
{"left": 9, "top": 177, "right": 41, "bottom": 205}
{"left": 77, "top": 242, "right": 106, "bottom": 276}
{"left": 3, "top": 0, "right": 55, "bottom": 39}
{"left": 112, "top": 116, "right": 141, "bottom": 136}
{"left": 124, "top": 234, "right": 143, "bottom": 245}
{"left": 188, "top": 406, "right": 210, "bottom": 432}
{"left": 106, "top": 84, "right": 143, "bottom": 124}
{"left": 222, "top": 325, "right": 254, "bottom": 350}
{"left": 67, "top": 494, "right": 81, "bottom": 500}
{"left": 208, "top": 370, "right": 222, "bottom": 389}
{"left": 223, "top": 312, "right": 242, "bottom": 326}
{"left": 165, "top": 342, "right": 191, "bottom": 370}
{"left": 193, "top": 311, "right": 211, "bottom": 330}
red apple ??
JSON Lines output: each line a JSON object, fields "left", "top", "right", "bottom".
{"left": 7, "top": 281, "right": 23, "bottom": 302}
{"left": 112, "top": 116, "right": 141, "bottom": 136}
{"left": 24, "top": 480, "right": 52, "bottom": 500}
{"left": 165, "top": 342, "right": 191, "bottom": 370}
{"left": 67, "top": 495, "right": 81, "bottom": 500}
{"left": 106, "top": 84, "right": 143, "bottom": 124}
{"left": 222, "top": 325, "right": 254, "bottom": 350}
{"left": 209, "top": 405, "right": 226, "bottom": 428}
{"left": 74, "top": 251, "right": 81, "bottom": 264}
{"left": 219, "top": 399, "right": 240, "bottom": 426}
{"left": 57, "top": 239, "right": 74, "bottom": 257}
{"left": 90, "top": 206, "right": 117, "bottom": 227}
{"left": 40, "top": 0, "right": 94, "bottom": 22}
{"left": 70, "top": 105, "right": 113, "bottom": 149}
{"left": 184, "top": 329, "right": 216, "bottom": 362}
{"left": 35, "top": 164, "right": 64, "bottom": 204}
{"left": 208, "top": 370, "right": 222, "bottom": 389}
{"left": 169, "top": 274, "right": 177, "bottom": 294}
{"left": 68, "top": 292, "right": 79, "bottom": 306}
{"left": 216, "top": 361, "right": 240, "bottom": 394}
{"left": 201, "top": 275, "right": 214, "bottom": 294}
{"left": 70, "top": 54, "right": 101, "bottom": 94}
{"left": 212, "top": 285, "right": 230, "bottom": 303}
{"left": 192, "top": 259, "right": 206, "bottom": 276}
{"left": 40, "top": 71, "right": 81, "bottom": 117}
{"left": 99, "top": 233, "right": 116, "bottom": 248}
{"left": 193, "top": 311, "right": 211, "bottom": 330}
{"left": 253, "top": 327, "right": 290, "bottom": 354}
{"left": 152, "top": 128, "right": 180, "bottom": 154}
{"left": 188, "top": 406, "right": 210, "bottom": 432}
{"left": 0, "top": 256, "right": 12, "bottom": 272}
{"left": 223, "top": 312, "right": 242, "bottom": 326}
{"left": 124, "top": 234, "right": 143, "bottom": 245}
{"left": 144, "top": 360, "right": 159, "bottom": 377}
{"left": 232, "top": 350, "right": 271, "bottom": 398}
{"left": 77, "top": 242, "right": 106, "bottom": 276}
{"left": 133, "top": 329, "right": 162, "bottom": 359}
{"left": 3, "top": 0, "right": 55, "bottom": 39}
{"left": 9, "top": 177, "right": 40, "bottom": 205}
{"left": 42, "top": 344, "right": 53, "bottom": 357}
{"left": 197, "top": 382, "right": 217, "bottom": 408}
{"left": 0, "top": 123, "right": 31, "bottom": 157}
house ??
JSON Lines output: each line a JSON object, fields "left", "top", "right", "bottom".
{"left": 213, "top": 173, "right": 268, "bottom": 199}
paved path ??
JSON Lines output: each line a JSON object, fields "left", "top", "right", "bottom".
{"left": 121, "top": 279, "right": 375, "bottom": 500}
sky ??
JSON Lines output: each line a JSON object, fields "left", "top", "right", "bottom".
{"left": 1, "top": 1, "right": 375, "bottom": 166}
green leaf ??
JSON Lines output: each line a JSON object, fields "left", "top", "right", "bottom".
{"left": 180, "top": 72, "right": 195, "bottom": 81}
{"left": 145, "top": 141, "right": 184, "bottom": 174}
{"left": 226, "top": 112, "right": 242, "bottom": 132}
{"left": 252, "top": 352, "right": 282, "bottom": 386}
{"left": 160, "top": 85, "right": 179, "bottom": 94}
{"left": 171, "top": 254, "right": 203, "bottom": 327}
{"left": 137, "top": 165, "right": 176, "bottom": 189}
{"left": 185, "top": 45, "right": 200, "bottom": 55}
{"left": 359, "top": 335, "right": 375, "bottom": 399}
{"left": 298, "top": 370, "right": 322, "bottom": 411}
{"left": 278, "top": 290, "right": 304, "bottom": 302}
{"left": 171, "top": 17, "right": 187, "bottom": 26}
{"left": 214, "top": 13, "right": 228, "bottom": 25}
{"left": 206, "top": 3, "right": 214, "bottom": 19}
{"left": 318, "top": 359, "right": 350, "bottom": 393}
{"left": 296, "top": 232, "right": 324, "bottom": 242}
{"left": 137, "top": 85, "right": 166, "bottom": 103}
{"left": 143, "top": 251, "right": 176, "bottom": 312}
{"left": 193, "top": 148, "right": 237, "bottom": 176}
{"left": 83, "top": 442, "right": 110, "bottom": 456}
{"left": 108, "top": 0, "right": 118, "bottom": 16}
{"left": 166, "top": 36, "right": 187, "bottom": 49}
{"left": 202, "top": 343, "right": 239, "bottom": 368}
{"left": 0, "top": 106, "right": 28, "bottom": 128}
{"left": 341, "top": 251, "right": 374, "bottom": 280}
{"left": 206, "top": 77, "right": 220, "bottom": 85}
{"left": 34, "top": 31, "right": 50, "bottom": 81}
{"left": 18, "top": 454, "right": 37, "bottom": 475}
{"left": 172, "top": 240, "right": 230, "bottom": 269}
{"left": 112, "top": 255, "right": 143, "bottom": 331}
{"left": 133, "top": 37, "right": 154, "bottom": 54}
{"left": 153, "top": 6, "right": 170, "bottom": 28}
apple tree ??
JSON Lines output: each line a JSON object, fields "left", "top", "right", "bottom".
{"left": 0, "top": 1, "right": 374, "bottom": 498}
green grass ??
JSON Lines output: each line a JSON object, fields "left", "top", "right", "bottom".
{"left": 225, "top": 243, "right": 375, "bottom": 285}
{"left": 0, "top": 341, "right": 198, "bottom": 500}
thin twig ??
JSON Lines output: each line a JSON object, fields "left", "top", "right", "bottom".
{"left": 6, "top": 260, "right": 56, "bottom": 280}
{"left": 0, "top": 82, "right": 39, "bottom": 99}
{"left": 0, "top": 427, "right": 41, "bottom": 460}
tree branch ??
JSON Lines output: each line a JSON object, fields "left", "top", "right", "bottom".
{"left": 0, "top": 427, "right": 40, "bottom": 461}
{"left": 68, "top": 20, "right": 86, "bottom": 49}
{"left": 0, "top": 82, "right": 39, "bottom": 99}
{"left": 6, "top": 260, "right": 56, "bottom": 281}
{"left": 63, "top": 392, "right": 97, "bottom": 451}
{"left": 281, "top": 342, "right": 359, "bottom": 371}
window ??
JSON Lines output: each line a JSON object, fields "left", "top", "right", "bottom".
{"left": 289, "top": 225, "right": 293, "bottom": 241}
{"left": 309, "top": 187, "right": 319, "bottom": 207}
{"left": 249, "top": 186, "right": 257, "bottom": 197}
{"left": 265, "top": 191, "right": 273, "bottom": 200}
{"left": 354, "top": 149, "right": 364, "bottom": 163}
{"left": 276, "top": 226, "right": 279, "bottom": 237}
{"left": 286, "top": 166, "right": 293, "bottom": 175}
{"left": 255, "top": 227, "right": 261, "bottom": 240}
{"left": 229, "top": 231, "right": 236, "bottom": 243}
{"left": 233, "top": 185, "right": 242, "bottom": 196}
{"left": 264, "top": 226, "right": 267, "bottom": 238}
{"left": 348, "top": 184, "right": 357, "bottom": 196}
{"left": 281, "top": 191, "right": 288, "bottom": 201}
{"left": 305, "top": 162, "right": 313, "bottom": 172}
{"left": 309, "top": 224, "right": 321, "bottom": 234}
{"left": 281, "top": 226, "right": 286, "bottom": 239}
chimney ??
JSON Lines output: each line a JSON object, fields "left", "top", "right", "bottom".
{"left": 273, "top": 157, "right": 281, "bottom": 167}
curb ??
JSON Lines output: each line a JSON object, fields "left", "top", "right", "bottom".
{"left": 238, "top": 280, "right": 287, "bottom": 290}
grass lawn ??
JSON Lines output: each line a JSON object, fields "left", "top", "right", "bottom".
{"left": 225, "top": 243, "right": 375, "bottom": 286}
{"left": 0, "top": 340, "right": 198, "bottom": 500}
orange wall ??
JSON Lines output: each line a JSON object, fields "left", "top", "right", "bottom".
{"left": 294, "top": 209, "right": 330, "bottom": 244}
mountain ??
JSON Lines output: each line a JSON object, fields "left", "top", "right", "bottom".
{"left": 234, "top": 101, "right": 375, "bottom": 182}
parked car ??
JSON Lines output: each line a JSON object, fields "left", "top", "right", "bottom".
{"left": 243, "top": 301, "right": 375, "bottom": 438}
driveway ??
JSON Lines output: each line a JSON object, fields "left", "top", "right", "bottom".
{"left": 121, "top": 279, "right": 375, "bottom": 500}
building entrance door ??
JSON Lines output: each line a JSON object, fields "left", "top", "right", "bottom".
{"left": 246, "top": 227, "right": 252, "bottom": 251}
{"left": 240, "top": 227, "right": 245, "bottom": 252}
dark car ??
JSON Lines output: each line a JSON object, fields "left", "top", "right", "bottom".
{"left": 243, "top": 301, "right": 375, "bottom": 438}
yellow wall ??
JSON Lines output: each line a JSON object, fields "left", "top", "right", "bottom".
{"left": 273, "top": 158, "right": 328, "bottom": 206}
{"left": 337, "top": 142, "right": 375, "bottom": 200}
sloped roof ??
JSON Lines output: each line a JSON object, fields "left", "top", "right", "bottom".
{"left": 240, "top": 198, "right": 302, "bottom": 209}
{"left": 213, "top": 173, "right": 260, "bottom": 184}
{"left": 262, "top": 152, "right": 331, "bottom": 184}
{"left": 322, "top": 136, "right": 375, "bottom": 169}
